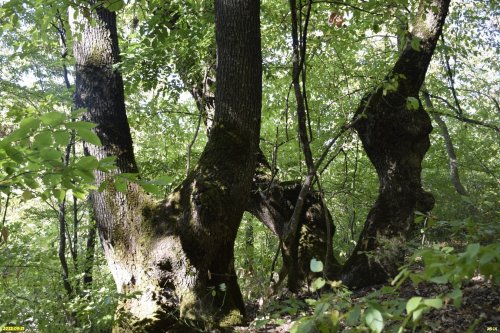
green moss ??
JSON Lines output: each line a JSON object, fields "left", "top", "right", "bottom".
{"left": 219, "top": 309, "right": 243, "bottom": 327}
{"left": 86, "top": 42, "right": 109, "bottom": 67}
{"left": 179, "top": 291, "right": 198, "bottom": 321}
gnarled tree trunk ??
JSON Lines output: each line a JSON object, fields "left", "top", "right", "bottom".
{"left": 340, "top": 0, "right": 450, "bottom": 288}
{"left": 187, "top": 66, "right": 339, "bottom": 292}
{"left": 72, "top": 1, "right": 261, "bottom": 331}
{"left": 248, "top": 156, "right": 340, "bottom": 290}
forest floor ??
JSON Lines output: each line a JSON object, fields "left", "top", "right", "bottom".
{"left": 235, "top": 277, "right": 500, "bottom": 332}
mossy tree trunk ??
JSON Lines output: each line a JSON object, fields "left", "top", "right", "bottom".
{"left": 340, "top": 0, "right": 450, "bottom": 288}
{"left": 72, "top": 0, "right": 261, "bottom": 331}
{"left": 188, "top": 62, "right": 340, "bottom": 293}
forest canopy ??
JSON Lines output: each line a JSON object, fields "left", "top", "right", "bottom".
{"left": 0, "top": 0, "right": 498, "bottom": 332}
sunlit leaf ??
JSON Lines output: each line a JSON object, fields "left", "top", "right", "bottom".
{"left": 310, "top": 258, "right": 324, "bottom": 272}
{"left": 40, "top": 112, "right": 66, "bottom": 127}
{"left": 364, "top": 307, "right": 384, "bottom": 333}
{"left": 406, "top": 297, "right": 422, "bottom": 314}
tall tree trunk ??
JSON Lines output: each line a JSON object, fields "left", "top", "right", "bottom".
{"left": 188, "top": 65, "right": 339, "bottom": 292}
{"left": 72, "top": 1, "right": 261, "bottom": 331}
{"left": 340, "top": 0, "right": 450, "bottom": 288}
{"left": 423, "top": 90, "right": 469, "bottom": 196}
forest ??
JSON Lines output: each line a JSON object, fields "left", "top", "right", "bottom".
{"left": 0, "top": 0, "right": 498, "bottom": 332}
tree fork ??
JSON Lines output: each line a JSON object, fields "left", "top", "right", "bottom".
{"left": 72, "top": 0, "right": 261, "bottom": 331}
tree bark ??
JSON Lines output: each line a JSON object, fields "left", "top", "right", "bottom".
{"left": 83, "top": 217, "right": 96, "bottom": 289}
{"left": 247, "top": 157, "right": 340, "bottom": 290}
{"left": 188, "top": 63, "right": 339, "bottom": 292}
{"left": 72, "top": 1, "right": 261, "bottom": 331}
{"left": 340, "top": 0, "right": 450, "bottom": 288}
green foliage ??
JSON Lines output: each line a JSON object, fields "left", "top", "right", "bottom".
{"left": 0, "top": 213, "right": 117, "bottom": 332}
{"left": 286, "top": 241, "right": 500, "bottom": 332}
{"left": 395, "top": 242, "right": 500, "bottom": 289}
{"left": 234, "top": 213, "right": 281, "bottom": 301}
{"left": 0, "top": 111, "right": 103, "bottom": 202}
{"left": 1, "top": 0, "right": 499, "bottom": 331}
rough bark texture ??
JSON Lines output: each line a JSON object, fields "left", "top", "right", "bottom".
{"left": 189, "top": 69, "right": 340, "bottom": 292}
{"left": 248, "top": 156, "right": 340, "bottom": 290}
{"left": 73, "top": 1, "right": 261, "bottom": 331}
{"left": 340, "top": 0, "right": 450, "bottom": 288}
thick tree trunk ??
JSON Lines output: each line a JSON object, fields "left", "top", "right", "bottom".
{"left": 72, "top": 1, "right": 261, "bottom": 331}
{"left": 188, "top": 67, "right": 340, "bottom": 292}
{"left": 340, "top": 0, "right": 450, "bottom": 288}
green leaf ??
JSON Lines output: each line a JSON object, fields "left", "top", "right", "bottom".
{"left": 97, "top": 156, "right": 117, "bottom": 172}
{"left": 22, "top": 190, "right": 35, "bottom": 201}
{"left": 43, "top": 173, "right": 62, "bottom": 186}
{"left": 137, "top": 182, "right": 160, "bottom": 195}
{"left": 4, "top": 146, "right": 24, "bottom": 163}
{"left": 5, "top": 127, "right": 31, "bottom": 142}
{"left": 310, "top": 258, "right": 324, "bottom": 272}
{"left": 73, "top": 169, "right": 95, "bottom": 183}
{"left": 120, "top": 173, "right": 139, "bottom": 181}
{"left": 40, "top": 148, "right": 61, "bottom": 161}
{"left": 77, "top": 129, "right": 102, "bottom": 146}
{"left": 346, "top": 304, "right": 361, "bottom": 326}
{"left": 254, "top": 319, "right": 271, "bottom": 329}
{"left": 24, "top": 177, "right": 39, "bottom": 189}
{"left": 20, "top": 117, "right": 41, "bottom": 132}
{"left": 115, "top": 177, "right": 127, "bottom": 193}
{"left": 65, "top": 121, "right": 97, "bottom": 130}
{"left": 364, "top": 307, "right": 384, "bottom": 333}
{"left": 423, "top": 298, "right": 443, "bottom": 309}
{"left": 72, "top": 189, "right": 88, "bottom": 200}
{"left": 40, "top": 112, "right": 66, "bottom": 127}
{"left": 429, "top": 275, "right": 449, "bottom": 284}
{"left": 150, "top": 175, "right": 174, "bottom": 185}
{"left": 465, "top": 243, "right": 480, "bottom": 259}
{"left": 291, "top": 318, "right": 314, "bottom": 333}
{"left": 479, "top": 249, "right": 496, "bottom": 265}
{"left": 447, "top": 289, "right": 463, "bottom": 308}
{"left": 412, "top": 307, "right": 424, "bottom": 322}
{"left": 311, "top": 277, "right": 326, "bottom": 291}
{"left": 103, "top": 0, "right": 125, "bottom": 11}
{"left": 77, "top": 156, "right": 99, "bottom": 170}
{"left": 411, "top": 37, "right": 421, "bottom": 51}
{"left": 406, "top": 297, "right": 422, "bottom": 313}
{"left": 406, "top": 96, "right": 420, "bottom": 111}
{"left": 52, "top": 189, "right": 66, "bottom": 202}
{"left": 33, "top": 131, "right": 53, "bottom": 148}
{"left": 53, "top": 130, "right": 71, "bottom": 146}
{"left": 20, "top": 117, "right": 38, "bottom": 129}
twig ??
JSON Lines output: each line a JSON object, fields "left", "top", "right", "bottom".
{"left": 1, "top": 193, "right": 10, "bottom": 229}
{"left": 186, "top": 66, "right": 210, "bottom": 175}
{"left": 440, "top": 35, "right": 464, "bottom": 116}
